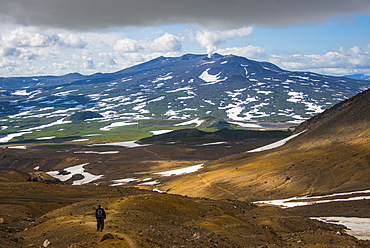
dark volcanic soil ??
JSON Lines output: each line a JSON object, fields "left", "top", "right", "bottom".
{"left": 0, "top": 136, "right": 283, "bottom": 186}
{"left": 1, "top": 182, "right": 369, "bottom": 248}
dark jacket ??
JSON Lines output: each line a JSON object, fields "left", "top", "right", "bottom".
{"left": 95, "top": 207, "right": 106, "bottom": 219}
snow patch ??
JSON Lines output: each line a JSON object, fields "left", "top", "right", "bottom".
{"left": 174, "top": 118, "right": 204, "bottom": 127}
{"left": 247, "top": 130, "right": 306, "bottom": 153}
{"left": 312, "top": 217, "right": 370, "bottom": 240}
{"left": 150, "top": 130, "right": 173, "bottom": 135}
{"left": 199, "top": 68, "right": 227, "bottom": 85}
{"left": 0, "top": 132, "right": 32, "bottom": 143}
{"left": 99, "top": 121, "right": 139, "bottom": 131}
{"left": 47, "top": 163, "right": 103, "bottom": 185}
{"left": 199, "top": 141, "right": 228, "bottom": 146}
{"left": 90, "top": 140, "right": 150, "bottom": 148}
{"left": 110, "top": 178, "right": 139, "bottom": 186}
{"left": 153, "top": 163, "right": 204, "bottom": 177}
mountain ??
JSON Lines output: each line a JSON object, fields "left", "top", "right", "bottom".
{"left": 345, "top": 74, "right": 370, "bottom": 81}
{"left": 1, "top": 54, "right": 369, "bottom": 143}
{"left": 1, "top": 56, "right": 370, "bottom": 246}
{"left": 159, "top": 88, "right": 370, "bottom": 201}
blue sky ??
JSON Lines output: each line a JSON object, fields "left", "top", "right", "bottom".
{"left": 0, "top": 1, "right": 369, "bottom": 77}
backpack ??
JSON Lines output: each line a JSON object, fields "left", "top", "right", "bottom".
{"left": 96, "top": 208, "right": 104, "bottom": 218}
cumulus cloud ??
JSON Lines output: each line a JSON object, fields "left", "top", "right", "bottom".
{"left": 216, "top": 45, "right": 267, "bottom": 60}
{"left": 114, "top": 33, "right": 181, "bottom": 53}
{"left": 147, "top": 33, "right": 182, "bottom": 52}
{"left": 195, "top": 27, "right": 253, "bottom": 56}
{"left": 114, "top": 38, "right": 142, "bottom": 53}
{"left": 0, "top": 1, "right": 369, "bottom": 30}
{"left": 269, "top": 46, "right": 370, "bottom": 75}
{"left": 1, "top": 28, "right": 86, "bottom": 49}
{"left": 0, "top": 27, "right": 87, "bottom": 61}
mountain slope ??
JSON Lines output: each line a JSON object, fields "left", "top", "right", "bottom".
{"left": 1, "top": 182, "right": 367, "bottom": 248}
{"left": 158, "top": 88, "right": 370, "bottom": 201}
{"left": 1, "top": 54, "right": 369, "bottom": 144}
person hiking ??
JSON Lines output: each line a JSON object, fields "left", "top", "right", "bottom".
{"left": 95, "top": 205, "right": 106, "bottom": 231}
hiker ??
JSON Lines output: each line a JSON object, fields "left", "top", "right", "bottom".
{"left": 95, "top": 205, "right": 106, "bottom": 231}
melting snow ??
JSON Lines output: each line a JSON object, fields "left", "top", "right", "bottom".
{"left": 74, "top": 151, "right": 119, "bottom": 154}
{"left": 255, "top": 189, "right": 370, "bottom": 208}
{"left": 36, "top": 136, "right": 56, "bottom": 140}
{"left": 71, "top": 139, "right": 89, "bottom": 142}
{"left": 166, "top": 87, "right": 193, "bottom": 93}
{"left": 174, "top": 118, "right": 204, "bottom": 127}
{"left": 287, "top": 91, "right": 305, "bottom": 103}
{"left": 257, "top": 90, "right": 273, "bottom": 95}
{"left": 153, "top": 73, "right": 173, "bottom": 83}
{"left": 247, "top": 130, "right": 306, "bottom": 153}
{"left": 99, "top": 121, "right": 139, "bottom": 131}
{"left": 153, "top": 163, "right": 204, "bottom": 177}
{"left": 150, "top": 130, "right": 173, "bottom": 135}
{"left": 47, "top": 163, "right": 103, "bottom": 185}
{"left": 110, "top": 178, "right": 139, "bottom": 186}
{"left": 139, "top": 180, "right": 160, "bottom": 186}
{"left": 228, "top": 121, "right": 263, "bottom": 128}
{"left": 5, "top": 146, "right": 26, "bottom": 149}
{"left": 312, "top": 217, "right": 370, "bottom": 240}
{"left": 0, "top": 132, "right": 32, "bottom": 143}
{"left": 254, "top": 189, "right": 370, "bottom": 240}
{"left": 199, "top": 141, "right": 228, "bottom": 146}
{"left": 90, "top": 140, "right": 150, "bottom": 148}
{"left": 20, "top": 118, "right": 71, "bottom": 132}
{"left": 199, "top": 68, "right": 227, "bottom": 85}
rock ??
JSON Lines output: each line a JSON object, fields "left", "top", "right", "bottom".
{"left": 42, "top": 239, "right": 51, "bottom": 247}
{"left": 28, "top": 171, "right": 64, "bottom": 184}
{"left": 100, "top": 233, "right": 114, "bottom": 242}
{"left": 66, "top": 174, "right": 85, "bottom": 185}
{"left": 0, "top": 217, "right": 4, "bottom": 224}
{"left": 192, "top": 233, "right": 201, "bottom": 239}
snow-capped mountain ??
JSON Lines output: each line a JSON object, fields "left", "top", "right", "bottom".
{"left": 0, "top": 54, "right": 369, "bottom": 134}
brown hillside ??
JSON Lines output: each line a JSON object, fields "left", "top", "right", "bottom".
{"left": 1, "top": 182, "right": 367, "bottom": 248}
{"left": 0, "top": 169, "right": 30, "bottom": 182}
{"left": 160, "top": 89, "right": 370, "bottom": 201}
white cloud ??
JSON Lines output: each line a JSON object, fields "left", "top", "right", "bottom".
{"left": 0, "top": 27, "right": 87, "bottom": 62}
{"left": 1, "top": 28, "right": 86, "bottom": 49}
{"left": 114, "top": 38, "right": 142, "bottom": 53}
{"left": 195, "top": 26, "right": 253, "bottom": 56}
{"left": 216, "top": 45, "right": 266, "bottom": 59}
{"left": 114, "top": 33, "right": 182, "bottom": 53}
{"left": 146, "top": 33, "right": 182, "bottom": 52}
{"left": 269, "top": 46, "right": 370, "bottom": 75}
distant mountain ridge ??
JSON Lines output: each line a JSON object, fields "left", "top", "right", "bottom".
{"left": 344, "top": 74, "right": 370, "bottom": 81}
{"left": 0, "top": 53, "right": 369, "bottom": 137}
{"left": 161, "top": 88, "right": 370, "bottom": 201}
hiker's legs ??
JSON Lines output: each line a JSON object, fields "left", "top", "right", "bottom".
{"left": 97, "top": 218, "right": 104, "bottom": 231}
{"left": 100, "top": 218, "right": 104, "bottom": 231}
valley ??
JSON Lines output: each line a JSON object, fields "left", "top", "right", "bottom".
{"left": 0, "top": 54, "right": 369, "bottom": 247}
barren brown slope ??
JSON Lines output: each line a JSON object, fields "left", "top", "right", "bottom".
{"left": 1, "top": 182, "right": 368, "bottom": 248}
{"left": 159, "top": 89, "right": 370, "bottom": 201}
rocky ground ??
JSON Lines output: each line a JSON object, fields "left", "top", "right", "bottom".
{"left": 1, "top": 182, "right": 369, "bottom": 248}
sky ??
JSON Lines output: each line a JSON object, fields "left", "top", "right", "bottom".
{"left": 0, "top": 0, "right": 369, "bottom": 77}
